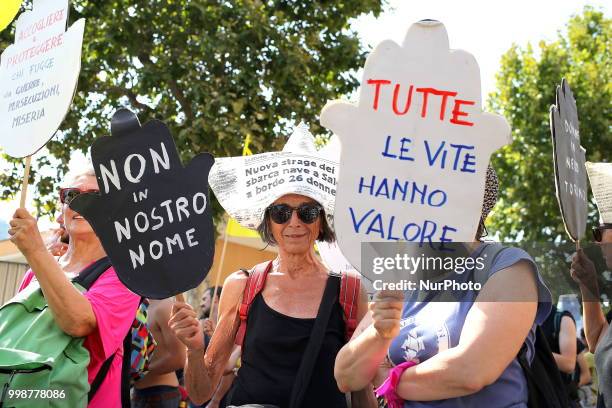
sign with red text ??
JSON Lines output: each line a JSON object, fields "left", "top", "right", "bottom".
{"left": 70, "top": 109, "right": 215, "bottom": 299}
{"left": 0, "top": 0, "right": 22, "bottom": 32}
{"left": 320, "top": 20, "right": 511, "bottom": 272}
{"left": 0, "top": 0, "right": 84, "bottom": 158}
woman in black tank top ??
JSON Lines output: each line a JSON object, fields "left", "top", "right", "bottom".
{"left": 169, "top": 194, "right": 369, "bottom": 408}
{"left": 229, "top": 290, "right": 347, "bottom": 407}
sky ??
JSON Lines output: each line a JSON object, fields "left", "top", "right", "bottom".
{"left": 352, "top": 0, "right": 608, "bottom": 100}
{"left": 0, "top": 0, "right": 609, "bottom": 229}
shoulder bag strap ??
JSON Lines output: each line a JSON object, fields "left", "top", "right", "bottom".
{"left": 289, "top": 275, "right": 340, "bottom": 408}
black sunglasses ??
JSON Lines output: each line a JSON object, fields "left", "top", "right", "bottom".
{"left": 593, "top": 224, "right": 612, "bottom": 242}
{"left": 267, "top": 203, "right": 323, "bottom": 224}
{"left": 59, "top": 187, "right": 99, "bottom": 205}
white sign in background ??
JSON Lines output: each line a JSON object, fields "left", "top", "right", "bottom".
{"left": 0, "top": 0, "right": 85, "bottom": 158}
{"left": 321, "top": 20, "right": 511, "bottom": 272}
{"left": 586, "top": 162, "right": 612, "bottom": 224}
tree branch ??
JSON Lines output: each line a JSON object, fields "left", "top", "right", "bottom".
{"left": 109, "top": 85, "right": 154, "bottom": 113}
{"left": 168, "top": 78, "right": 194, "bottom": 122}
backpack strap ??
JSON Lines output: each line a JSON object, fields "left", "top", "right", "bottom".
{"left": 88, "top": 354, "right": 114, "bottom": 402}
{"left": 120, "top": 327, "right": 132, "bottom": 408}
{"left": 72, "top": 257, "right": 112, "bottom": 290}
{"left": 289, "top": 275, "right": 340, "bottom": 408}
{"left": 235, "top": 261, "right": 274, "bottom": 346}
{"left": 339, "top": 270, "right": 360, "bottom": 342}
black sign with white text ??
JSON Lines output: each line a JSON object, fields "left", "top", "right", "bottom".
{"left": 550, "top": 78, "right": 588, "bottom": 241}
{"left": 70, "top": 109, "right": 215, "bottom": 298}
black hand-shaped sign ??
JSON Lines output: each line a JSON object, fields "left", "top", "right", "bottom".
{"left": 70, "top": 109, "right": 215, "bottom": 298}
{"left": 550, "top": 78, "right": 588, "bottom": 241}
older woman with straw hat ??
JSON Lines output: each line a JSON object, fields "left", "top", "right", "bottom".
{"left": 169, "top": 124, "right": 372, "bottom": 408}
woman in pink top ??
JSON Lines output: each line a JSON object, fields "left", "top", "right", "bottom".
{"left": 9, "top": 164, "right": 141, "bottom": 408}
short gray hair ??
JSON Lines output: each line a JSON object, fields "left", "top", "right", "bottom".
{"left": 62, "top": 158, "right": 96, "bottom": 187}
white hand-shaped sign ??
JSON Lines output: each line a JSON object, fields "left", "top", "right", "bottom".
{"left": 320, "top": 20, "right": 511, "bottom": 271}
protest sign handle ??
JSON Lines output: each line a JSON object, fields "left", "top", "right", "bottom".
{"left": 210, "top": 227, "right": 230, "bottom": 319}
{"left": 576, "top": 239, "right": 580, "bottom": 251}
{"left": 175, "top": 293, "right": 185, "bottom": 303}
{"left": 19, "top": 156, "right": 32, "bottom": 208}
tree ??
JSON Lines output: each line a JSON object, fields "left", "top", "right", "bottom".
{"left": 487, "top": 6, "right": 610, "bottom": 243}
{"left": 0, "top": 0, "right": 383, "bottom": 218}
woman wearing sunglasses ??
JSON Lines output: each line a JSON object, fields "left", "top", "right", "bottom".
{"left": 9, "top": 164, "right": 141, "bottom": 408}
{"left": 571, "top": 162, "right": 612, "bottom": 408}
{"left": 169, "top": 125, "right": 371, "bottom": 408}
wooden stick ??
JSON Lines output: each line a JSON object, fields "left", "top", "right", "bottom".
{"left": 19, "top": 156, "right": 31, "bottom": 208}
{"left": 210, "top": 223, "right": 230, "bottom": 321}
{"left": 576, "top": 239, "right": 580, "bottom": 251}
{"left": 175, "top": 293, "right": 185, "bottom": 303}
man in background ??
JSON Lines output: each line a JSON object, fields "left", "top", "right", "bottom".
{"left": 133, "top": 299, "right": 187, "bottom": 408}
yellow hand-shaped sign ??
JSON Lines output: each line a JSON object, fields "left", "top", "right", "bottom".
{"left": 0, "top": 0, "right": 22, "bottom": 32}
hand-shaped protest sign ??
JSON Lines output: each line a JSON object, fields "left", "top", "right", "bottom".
{"left": 320, "top": 20, "right": 511, "bottom": 273}
{"left": 70, "top": 109, "right": 215, "bottom": 299}
{"left": 550, "top": 78, "right": 587, "bottom": 241}
{"left": 0, "top": 0, "right": 84, "bottom": 158}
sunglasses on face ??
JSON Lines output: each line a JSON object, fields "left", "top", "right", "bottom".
{"left": 267, "top": 203, "right": 323, "bottom": 224}
{"left": 593, "top": 224, "right": 612, "bottom": 242}
{"left": 59, "top": 188, "right": 99, "bottom": 205}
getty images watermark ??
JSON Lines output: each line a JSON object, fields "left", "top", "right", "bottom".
{"left": 360, "top": 241, "right": 611, "bottom": 303}
{"left": 371, "top": 252, "right": 486, "bottom": 291}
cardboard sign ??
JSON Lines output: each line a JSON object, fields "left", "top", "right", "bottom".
{"left": 209, "top": 123, "right": 338, "bottom": 229}
{"left": 320, "top": 20, "right": 511, "bottom": 272}
{"left": 70, "top": 109, "right": 215, "bottom": 299}
{"left": 586, "top": 162, "right": 612, "bottom": 224}
{"left": 0, "top": 0, "right": 22, "bottom": 32}
{"left": 0, "top": 0, "right": 84, "bottom": 158}
{"left": 550, "top": 79, "right": 588, "bottom": 241}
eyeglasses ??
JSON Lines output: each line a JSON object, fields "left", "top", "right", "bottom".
{"left": 592, "top": 224, "right": 612, "bottom": 242}
{"left": 59, "top": 188, "right": 99, "bottom": 205}
{"left": 267, "top": 203, "right": 323, "bottom": 224}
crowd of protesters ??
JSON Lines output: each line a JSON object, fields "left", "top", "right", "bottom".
{"left": 2, "top": 131, "right": 611, "bottom": 408}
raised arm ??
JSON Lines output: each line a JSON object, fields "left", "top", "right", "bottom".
{"left": 169, "top": 271, "right": 246, "bottom": 405}
{"left": 9, "top": 208, "right": 96, "bottom": 337}
{"left": 571, "top": 249, "right": 609, "bottom": 352}
{"left": 334, "top": 289, "right": 403, "bottom": 392}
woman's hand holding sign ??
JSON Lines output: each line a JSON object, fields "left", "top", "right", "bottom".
{"left": 169, "top": 301, "right": 204, "bottom": 351}
{"left": 370, "top": 290, "right": 404, "bottom": 339}
{"left": 571, "top": 249, "right": 599, "bottom": 298}
{"left": 8, "top": 208, "right": 47, "bottom": 257}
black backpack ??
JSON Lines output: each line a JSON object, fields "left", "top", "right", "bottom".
{"left": 517, "top": 326, "right": 571, "bottom": 408}
{"left": 474, "top": 243, "right": 570, "bottom": 408}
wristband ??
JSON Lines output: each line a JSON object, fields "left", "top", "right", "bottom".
{"left": 375, "top": 361, "right": 416, "bottom": 408}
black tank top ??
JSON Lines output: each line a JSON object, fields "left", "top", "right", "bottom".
{"left": 228, "top": 286, "right": 348, "bottom": 408}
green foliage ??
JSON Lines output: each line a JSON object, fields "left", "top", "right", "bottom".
{"left": 488, "top": 6, "right": 611, "bottom": 243}
{"left": 0, "top": 0, "right": 383, "bottom": 219}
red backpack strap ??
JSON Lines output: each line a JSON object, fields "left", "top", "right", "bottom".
{"left": 339, "top": 271, "right": 360, "bottom": 342}
{"left": 235, "top": 261, "right": 273, "bottom": 346}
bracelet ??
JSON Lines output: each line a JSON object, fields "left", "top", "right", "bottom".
{"left": 375, "top": 361, "right": 416, "bottom": 408}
